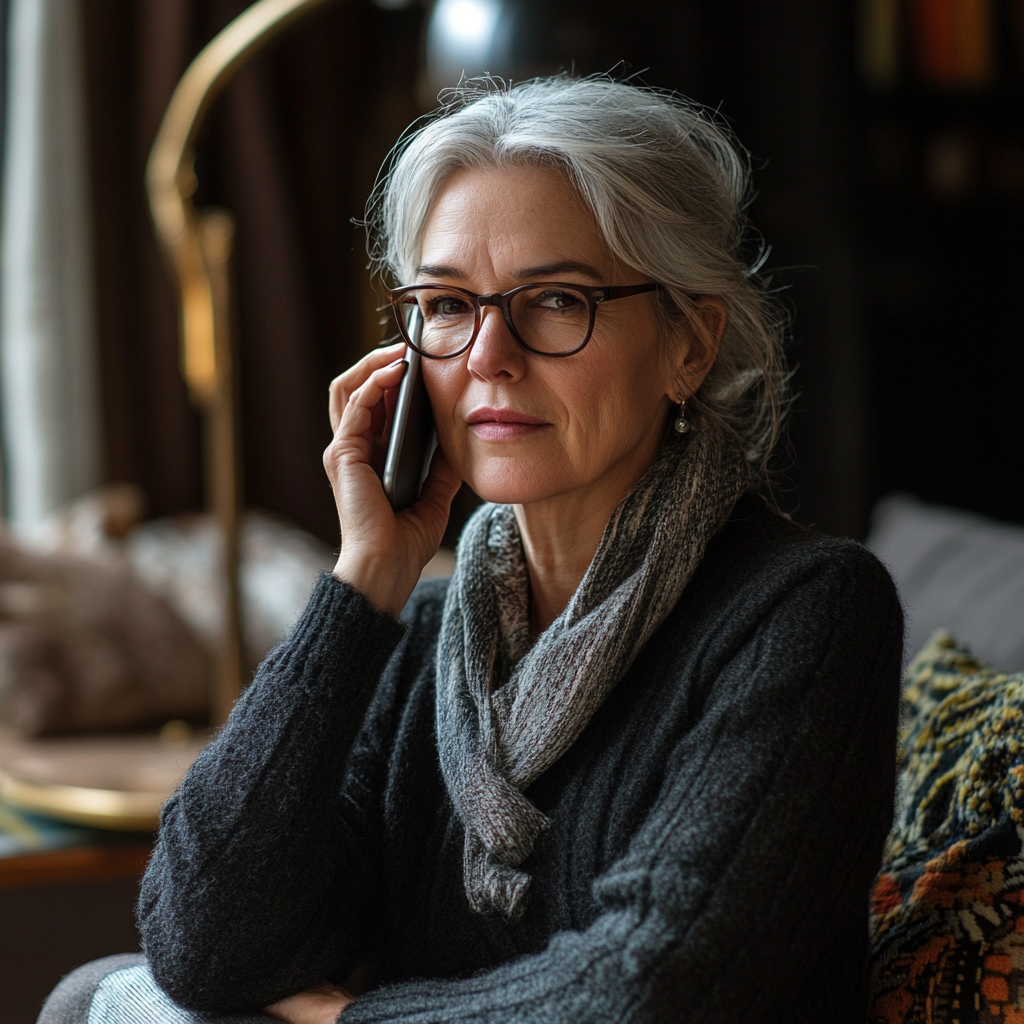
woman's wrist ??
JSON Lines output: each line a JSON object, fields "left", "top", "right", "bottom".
{"left": 333, "top": 552, "right": 416, "bottom": 619}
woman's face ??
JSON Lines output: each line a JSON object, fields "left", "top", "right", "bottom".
{"left": 417, "top": 164, "right": 694, "bottom": 507}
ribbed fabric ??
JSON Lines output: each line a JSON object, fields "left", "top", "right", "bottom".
{"left": 39, "top": 955, "right": 146, "bottom": 1024}
{"left": 87, "top": 964, "right": 219, "bottom": 1024}
{"left": 137, "top": 494, "right": 903, "bottom": 1024}
{"left": 37, "top": 955, "right": 277, "bottom": 1024}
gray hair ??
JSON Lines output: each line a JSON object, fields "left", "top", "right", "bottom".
{"left": 365, "top": 75, "right": 789, "bottom": 472}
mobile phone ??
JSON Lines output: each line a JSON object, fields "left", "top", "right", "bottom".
{"left": 382, "top": 306, "right": 438, "bottom": 510}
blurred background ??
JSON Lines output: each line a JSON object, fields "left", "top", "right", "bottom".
{"left": 0, "top": 0, "right": 1022, "bottom": 1020}
{"left": 0, "top": 0, "right": 1020, "bottom": 548}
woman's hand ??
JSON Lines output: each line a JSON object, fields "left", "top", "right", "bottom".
{"left": 265, "top": 982, "right": 354, "bottom": 1023}
{"left": 324, "top": 343, "right": 461, "bottom": 617}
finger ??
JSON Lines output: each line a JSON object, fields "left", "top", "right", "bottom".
{"left": 406, "top": 447, "right": 462, "bottom": 530}
{"left": 329, "top": 343, "right": 404, "bottom": 434}
{"left": 341, "top": 358, "right": 407, "bottom": 430}
{"left": 326, "top": 359, "right": 407, "bottom": 474}
{"left": 333, "top": 341, "right": 405, "bottom": 392}
{"left": 369, "top": 387, "right": 388, "bottom": 443}
{"left": 307, "top": 982, "right": 350, "bottom": 998}
{"left": 329, "top": 342, "right": 405, "bottom": 432}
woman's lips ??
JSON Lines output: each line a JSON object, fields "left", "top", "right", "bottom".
{"left": 466, "top": 407, "right": 548, "bottom": 441}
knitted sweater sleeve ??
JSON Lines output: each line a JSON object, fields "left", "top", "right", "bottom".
{"left": 340, "top": 544, "right": 903, "bottom": 1024}
{"left": 137, "top": 573, "right": 408, "bottom": 1013}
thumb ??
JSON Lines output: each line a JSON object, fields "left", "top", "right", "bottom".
{"left": 412, "top": 447, "right": 462, "bottom": 531}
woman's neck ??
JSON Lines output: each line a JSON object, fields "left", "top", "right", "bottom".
{"left": 514, "top": 444, "right": 660, "bottom": 636}
{"left": 516, "top": 500, "right": 605, "bottom": 638}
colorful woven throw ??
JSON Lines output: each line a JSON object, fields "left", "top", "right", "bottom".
{"left": 869, "top": 632, "right": 1024, "bottom": 1023}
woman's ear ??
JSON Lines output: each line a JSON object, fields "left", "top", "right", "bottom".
{"left": 666, "top": 296, "right": 726, "bottom": 400}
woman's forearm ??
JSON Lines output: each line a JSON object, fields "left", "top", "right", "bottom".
{"left": 138, "top": 574, "right": 406, "bottom": 1015}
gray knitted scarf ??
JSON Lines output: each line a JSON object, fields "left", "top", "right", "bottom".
{"left": 435, "top": 423, "right": 748, "bottom": 919}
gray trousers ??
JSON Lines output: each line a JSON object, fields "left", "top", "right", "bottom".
{"left": 38, "top": 955, "right": 276, "bottom": 1024}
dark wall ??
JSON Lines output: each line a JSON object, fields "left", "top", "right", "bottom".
{"left": 857, "top": 6, "right": 1024, "bottom": 527}
{"left": 697, "top": 4, "right": 868, "bottom": 536}
{"left": 478, "top": 0, "right": 1024, "bottom": 533}
{"left": 485, "top": 0, "right": 868, "bottom": 534}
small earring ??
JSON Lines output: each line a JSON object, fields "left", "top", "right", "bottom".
{"left": 673, "top": 396, "right": 691, "bottom": 434}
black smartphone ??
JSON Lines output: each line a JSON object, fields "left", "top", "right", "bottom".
{"left": 382, "top": 306, "right": 438, "bottom": 510}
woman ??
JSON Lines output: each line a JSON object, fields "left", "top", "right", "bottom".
{"left": 41, "top": 76, "right": 902, "bottom": 1024}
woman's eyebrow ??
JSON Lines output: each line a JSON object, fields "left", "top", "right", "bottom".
{"left": 416, "top": 263, "right": 465, "bottom": 278}
{"left": 414, "top": 260, "right": 604, "bottom": 281}
{"left": 514, "top": 261, "right": 603, "bottom": 280}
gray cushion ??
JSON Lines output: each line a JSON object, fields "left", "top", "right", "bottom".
{"left": 866, "top": 494, "right": 1024, "bottom": 673}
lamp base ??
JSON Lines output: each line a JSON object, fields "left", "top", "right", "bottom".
{"left": 0, "top": 727, "right": 207, "bottom": 831}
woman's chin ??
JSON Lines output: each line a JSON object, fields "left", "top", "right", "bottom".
{"left": 463, "top": 462, "right": 566, "bottom": 507}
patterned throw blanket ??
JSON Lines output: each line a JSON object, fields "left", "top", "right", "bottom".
{"left": 870, "top": 633, "right": 1024, "bottom": 1024}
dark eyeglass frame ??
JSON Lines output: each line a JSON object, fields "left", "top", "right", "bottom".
{"left": 386, "top": 281, "right": 660, "bottom": 359}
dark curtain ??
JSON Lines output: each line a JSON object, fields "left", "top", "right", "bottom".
{"left": 81, "top": 0, "right": 424, "bottom": 543}
{"left": 78, "top": 0, "right": 922, "bottom": 542}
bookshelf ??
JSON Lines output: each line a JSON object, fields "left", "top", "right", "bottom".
{"left": 857, "top": 0, "right": 1024, "bottom": 523}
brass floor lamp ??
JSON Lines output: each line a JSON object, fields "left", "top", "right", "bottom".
{"left": 147, "top": 0, "right": 338, "bottom": 726}
{"left": 0, "top": 0, "right": 338, "bottom": 830}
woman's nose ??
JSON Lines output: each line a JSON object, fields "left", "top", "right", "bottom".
{"left": 465, "top": 305, "right": 527, "bottom": 383}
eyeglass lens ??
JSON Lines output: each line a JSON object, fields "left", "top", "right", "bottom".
{"left": 397, "top": 286, "right": 592, "bottom": 356}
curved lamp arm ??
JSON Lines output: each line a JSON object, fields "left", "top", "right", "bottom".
{"left": 147, "top": 0, "right": 335, "bottom": 405}
{"left": 146, "top": 0, "right": 338, "bottom": 722}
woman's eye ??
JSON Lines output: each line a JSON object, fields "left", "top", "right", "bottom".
{"left": 429, "top": 296, "right": 471, "bottom": 317}
{"left": 535, "top": 290, "right": 583, "bottom": 311}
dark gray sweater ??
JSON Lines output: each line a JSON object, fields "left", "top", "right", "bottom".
{"left": 138, "top": 495, "right": 903, "bottom": 1023}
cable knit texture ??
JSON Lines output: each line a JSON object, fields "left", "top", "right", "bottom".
{"left": 137, "top": 494, "right": 903, "bottom": 1024}
{"left": 436, "top": 427, "right": 748, "bottom": 919}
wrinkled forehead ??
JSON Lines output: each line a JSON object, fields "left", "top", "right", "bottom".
{"left": 406, "top": 163, "right": 612, "bottom": 283}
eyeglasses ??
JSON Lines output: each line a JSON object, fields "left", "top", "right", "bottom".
{"left": 386, "top": 281, "right": 660, "bottom": 359}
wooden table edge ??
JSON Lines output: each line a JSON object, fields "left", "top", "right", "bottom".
{"left": 0, "top": 842, "right": 152, "bottom": 889}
